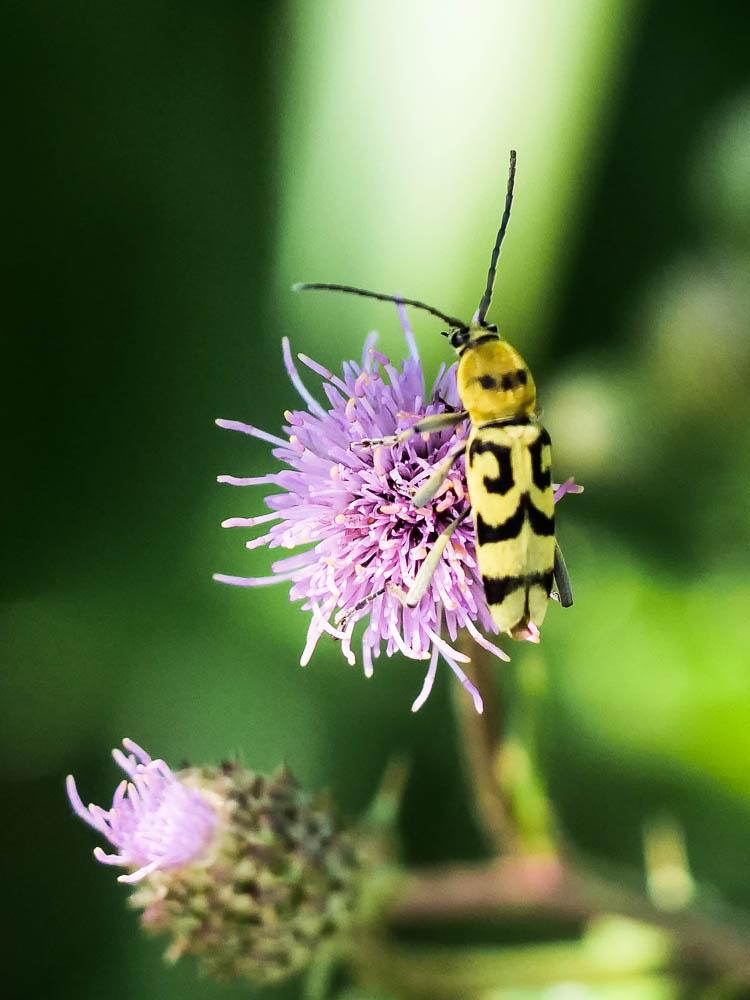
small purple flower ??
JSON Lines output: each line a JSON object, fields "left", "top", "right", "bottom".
{"left": 215, "top": 311, "right": 580, "bottom": 713}
{"left": 66, "top": 739, "right": 217, "bottom": 884}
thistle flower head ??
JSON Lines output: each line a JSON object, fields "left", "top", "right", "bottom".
{"left": 69, "top": 739, "right": 367, "bottom": 984}
{"left": 216, "top": 310, "right": 580, "bottom": 712}
{"left": 66, "top": 739, "right": 218, "bottom": 883}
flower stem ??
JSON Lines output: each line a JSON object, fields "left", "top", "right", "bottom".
{"left": 355, "top": 921, "right": 672, "bottom": 997}
{"left": 454, "top": 641, "right": 560, "bottom": 857}
{"left": 452, "top": 644, "right": 518, "bottom": 854}
{"left": 495, "top": 650, "right": 559, "bottom": 855}
{"left": 388, "top": 857, "right": 750, "bottom": 988}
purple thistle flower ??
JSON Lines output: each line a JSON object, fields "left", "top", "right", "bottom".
{"left": 66, "top": 739, "right": 218, "bottom": 884}
{"left": 215, "top": 311, "right": 581, "bottom": 713}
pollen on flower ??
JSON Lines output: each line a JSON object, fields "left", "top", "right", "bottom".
{"left": 215, "top": 311, "right": 579, "bottom": 714}
{"left": 66, "top": 739, "right": 217, "bottom": 883}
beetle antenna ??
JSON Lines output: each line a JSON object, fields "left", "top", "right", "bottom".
{"left": 293, "top": 282, "right": 466, "bottom": 330}
{"left": 475, "top": 149, "right": 517, "bottom": 326}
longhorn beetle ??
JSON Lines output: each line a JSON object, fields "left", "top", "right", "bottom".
{"left": 294, "top": 150, "right": 573, "bottom": 640}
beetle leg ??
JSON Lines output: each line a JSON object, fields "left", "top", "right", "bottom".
{"left": 552, "top": 541, "right": 574, "bottom": 607}
{"left": 402, "top": 509, "right": 470, "bottom": 607}
{"left": 412, "top": 442, "right": 467, "bottom": 508}
{"left": 351, "top": 410, "right": 468, "bottom": 449}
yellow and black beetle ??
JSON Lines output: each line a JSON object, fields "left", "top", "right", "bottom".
{"left": 295, "top": 151, "right": 573, "bottom": 640}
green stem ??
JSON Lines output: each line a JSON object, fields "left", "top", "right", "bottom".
{"left": 454, "top": 641, "right": 560, "bottom": 856}
{"left": 452, "top": 644, "right": 518, "bottom": 854}
{"left": 388, "top": 858, "right": 750, "bottom": 988}
{"left": 355, "top": 921, "right": 671, "bottom": 998}
{"left": 496, "top": 650, "right": 558, "bottom": 855}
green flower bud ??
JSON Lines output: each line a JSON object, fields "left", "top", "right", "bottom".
{"left": 129, "top": 761, "right": 364, "bottom": 984}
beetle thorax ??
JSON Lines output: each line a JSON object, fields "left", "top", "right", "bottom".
{"left": 457, "top": 338, "right": 536, "bottom": 424}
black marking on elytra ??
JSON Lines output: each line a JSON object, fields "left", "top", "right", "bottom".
{"left": 501, "top": 373, "right": 514, "bottom": 390}
{"left": 517, "top": 369, "right": 528, "bottom": 385}
{"left": 469, "top": 438, "right": 514, "bottom": 495}
{"left": 482, "top": 570, "right": 553, "bottom": 605}
{"left": 476, "top": 493, "right": 554, "bottom": 544}
{"left": 527, "top": 496, "right": 555, "bottom": 536}
{"left": 477, "top": 504, "right": 524, "bottom": 543}
{"left": 529, "top": 428, "right": 552, "bottom": 491}
{"left": 478, "top": 374, "right": 498, "bottom": 390}
{"left": 536, "top": 569, "right": 554, "bottom": 596}
{"left": 482, "top": 575, "right": 523, "bottom": 603}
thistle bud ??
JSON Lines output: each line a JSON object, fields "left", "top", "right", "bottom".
{"left": 67, "top": 740, "right": 366, "bottom": 983}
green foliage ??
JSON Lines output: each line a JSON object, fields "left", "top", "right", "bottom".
{"left": 4, "top": 1, "right": 750, "bottom": 998}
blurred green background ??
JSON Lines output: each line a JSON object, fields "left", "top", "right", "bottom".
{"left": 3, "top": 2, "right": 750, "bottom": 998}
